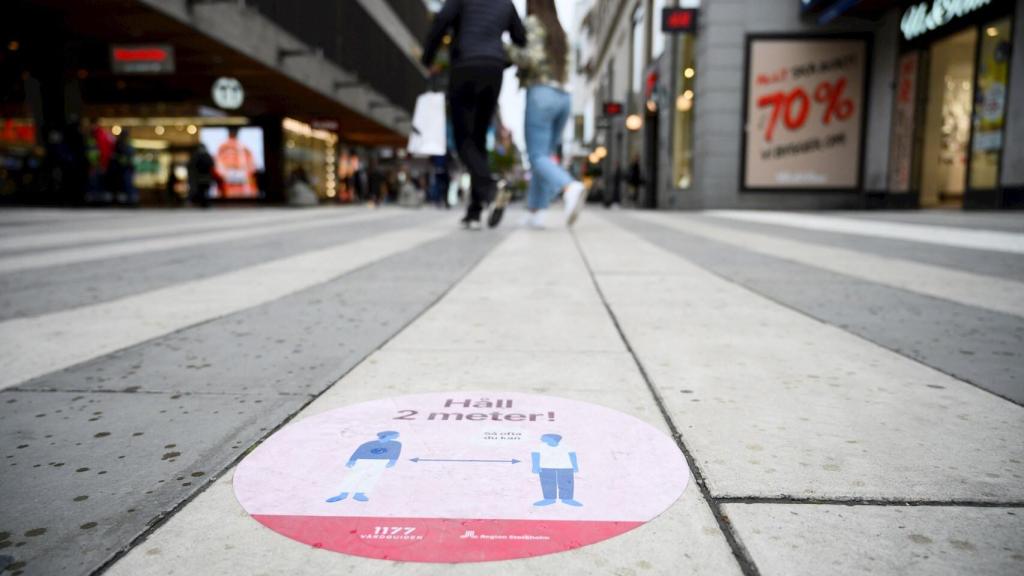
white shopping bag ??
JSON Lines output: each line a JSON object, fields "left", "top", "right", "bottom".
{"left": 407, "top": 91, "right": 447, "bottom": 157}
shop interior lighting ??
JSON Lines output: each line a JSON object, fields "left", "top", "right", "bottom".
{"left": 131, "top": 139, "right": 169, "bottom": 150}
{"left": 684, "top": 67, "right": 695, "bottom": 79}
{"left": 186, "top": 124, "right": 198, "bottom": 135}
{"left": 594, "top": 146, "right": 608, "bottom": 159}
{"left": 154, "top": 125, "right": 165, "bottom": 135}
{"left": 625, "top": 114, "right": 643, "bottom": 131}
{"left": 676, "top": 95, "right": 693, "bottom": 112}
{"left": 98, "top": 116, "right": 248, "bottom": 128}
{"left": 646, "top": 100, "right": 658, "bottom": 113}
{"left": 986, "top": 26, "right": 999, "bottom": 37}
{"left": 111, "top": 125, "right": 123, "bottom": 136}
{"left": 283, "top": 117, "right": 338, "bottom": 144}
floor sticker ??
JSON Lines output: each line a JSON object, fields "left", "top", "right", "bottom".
{"left": 234, "top": 392, "right": 689, "bottom": 562}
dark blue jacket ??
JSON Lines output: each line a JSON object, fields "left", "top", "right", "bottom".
{"left": 421, "top": 0, "right": 527, "bottom": 69}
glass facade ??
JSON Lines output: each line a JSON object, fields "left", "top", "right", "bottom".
{"left": 283, "top": 117, "right": 338, "bottom": 201}
{"left": 672, "top": 34, "right": 696, "bottom": 189}
{"left": 969, "top": 16, "right": 1012, "bottom": 190}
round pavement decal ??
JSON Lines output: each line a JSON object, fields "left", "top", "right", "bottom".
{"left": 233, "top": 392, "right": 689, "bottom": 562}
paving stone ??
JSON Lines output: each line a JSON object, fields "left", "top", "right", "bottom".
{"left": 724, "top": 503, "right": 1024, "bottom": 576}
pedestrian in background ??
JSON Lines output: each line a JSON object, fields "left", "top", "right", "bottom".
{"left": 188, "top": 143, "right": 215, "bottom": 208}
{"left": 508, "top": 0, "right": 586, "bottom": 229}
{"left": 107, "top": 130, "right": 137, "bottom": 206}
{"left": 421, "top": 0, "right": 526, "bottom": 230}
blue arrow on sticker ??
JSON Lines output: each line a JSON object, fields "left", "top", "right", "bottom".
{"left": 410, "top": 457, "right": 521, "bottom": 464}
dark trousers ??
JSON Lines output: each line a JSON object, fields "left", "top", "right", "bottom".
{"left": 539, "top": 468, "right": 574, "bottom": 500}
{"left": 448, "top": 63, "right": 503, "bottom": 220}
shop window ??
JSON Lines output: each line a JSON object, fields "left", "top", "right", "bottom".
{"left": 672, "top": 33, "right": 695, "bottom": 189}
{"left": 969, "top": 17, "right": 1012, "bottom": 190}
{"left": 283, "top": 117, "right": 338, "bottom": 200}
{"left": 920, "top": 27, "right": 976, "bottom": 208}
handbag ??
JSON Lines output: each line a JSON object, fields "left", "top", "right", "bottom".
{"left": 407, "top": 91, "right": 448, "bottom": 157}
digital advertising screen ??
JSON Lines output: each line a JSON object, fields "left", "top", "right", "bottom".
{"left": 200, "top": 126, "right": 265, "bottom": 199}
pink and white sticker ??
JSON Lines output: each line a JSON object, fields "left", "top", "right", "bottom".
{"left": 233, "top": 392, "right": 689, "bottom": 562}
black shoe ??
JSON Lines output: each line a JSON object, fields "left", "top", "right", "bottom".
{"left": 488, "top": 181, "right": 510, "bottom": 228}
{"left": 461, "top": 216, "right": 483, "bottom": 231}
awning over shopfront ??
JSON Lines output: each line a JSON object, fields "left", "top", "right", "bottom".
{"left": 7, "top": 0, "right": 419, "bottom": 147}
{"left": 801, "top": 0, "right": 898, "bottom": 25}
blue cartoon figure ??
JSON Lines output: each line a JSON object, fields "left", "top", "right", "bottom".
{"left": 326, "top": 431, "right": 401, "bottom": 503}
{"left": 531, "top": 433, "right": 582, "bottom": 507}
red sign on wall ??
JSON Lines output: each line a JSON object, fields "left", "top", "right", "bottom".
{"left": 662, "top": 8, "right": 698, "bottom": 33}
{"left": 603, "top": 102, "right": 624, "bottom": 117}
{"left": 111, "top": 44, "right": 175, "bottom": 75}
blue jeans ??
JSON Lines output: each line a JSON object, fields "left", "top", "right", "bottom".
{"left": 539, "top": 468, "right": 574, "bottom": 500}
{"left": 525, "top": 86, "right": 574, "bottom": 211}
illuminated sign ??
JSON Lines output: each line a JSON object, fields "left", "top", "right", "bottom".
{"left": 212, "top": 77, "right": 245, "bottom": 111}
{"left": 901, "top": 0, "right": 992, "bottom": 41}
{"left": 602, "top": 102, "right": 624, "bottom": 117}
{"left": 110, "top": 44, "right": 175, "bottom": 75}
{"left": 662, "top": 8, "right": 698, "bottom": 33}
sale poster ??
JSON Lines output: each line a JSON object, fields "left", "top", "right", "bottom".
{"left": 744, "top": 37, "right": 867, "bottom": 190}
{"left": 889, "top": 51, "right": 919, "bottom": 194}
{"left": 233, "top": 392, "right": 690, "bottom": 563}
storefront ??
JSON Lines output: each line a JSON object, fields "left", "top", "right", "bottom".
{"left": 3, "top": 0, "right": 419, "bottom": 208}
{"left": 88, "top": 116, "right": 258, "bottom": 205}
{"left": 282, "top": 117, "right": 339, "bottom": 202}
{"left": 888, "top": 0, "right": 1017, "bottom": 209}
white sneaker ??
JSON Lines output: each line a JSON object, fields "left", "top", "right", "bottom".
{"left": 526, "top": 211, "right": 547, "bottom": 230}
{"left": 563, "top": 182, "right": 587, "bottom": 227}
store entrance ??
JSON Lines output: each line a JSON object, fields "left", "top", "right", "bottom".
{"left": 919, "top": 27, "right": 977, "bottom": 208}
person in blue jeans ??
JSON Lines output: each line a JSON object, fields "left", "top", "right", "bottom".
{"left": 508, "top": 0, "right": 587, "bottom": 230}
{"left": 531, "top": 433, "right": 583, "bottom": 507}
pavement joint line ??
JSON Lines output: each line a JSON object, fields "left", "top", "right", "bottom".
{"left": 570, "top": 229, "right": 762, "bottom": 576}
{"left": 618, "top": 212, "right": 1024, "bottom": 410}
{"left": 715, "top": 497, "right": 1024, "bottom": 507}
{"left": 84, "top": 227, "right": 512, "bottom": 576}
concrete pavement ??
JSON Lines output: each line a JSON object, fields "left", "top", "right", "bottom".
{"left": 0, "top": 206, "right": 1021, "bottom": 575}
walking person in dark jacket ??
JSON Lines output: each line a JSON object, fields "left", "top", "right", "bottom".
{"left": 188, "top": 144, "right": 215, "bottom": 209}
{"left": 421, "top": 0, "right": 526, "bottom": 230}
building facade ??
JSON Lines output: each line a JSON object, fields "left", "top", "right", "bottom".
{"left": 576, "top": 0, "right": 1022, "bottom": 210}
{"left": 1, "top": 0, "right": 431, "bottom": 205}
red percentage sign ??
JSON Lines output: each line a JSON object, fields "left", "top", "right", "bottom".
{"left": 757, "top": 89, "right": 810, "bottom": 142}
{"left": 815, "top": 78, "right": 854, "bottom": 124}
